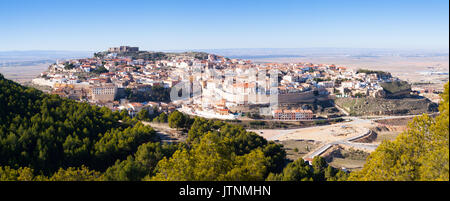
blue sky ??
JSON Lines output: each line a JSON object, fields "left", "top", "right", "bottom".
{"left": 0, "top": 0, "right": 448, "bottom": 51}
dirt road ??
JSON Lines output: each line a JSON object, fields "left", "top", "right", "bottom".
{"left": 249, "top": 115, "right": 422, "bottom": 160}
{"left": 142, "top": 121, "right": 186, "bottom": 142}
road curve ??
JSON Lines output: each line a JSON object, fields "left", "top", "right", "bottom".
{"left": 302, "top": 127, "right": 374, "bottom": 160}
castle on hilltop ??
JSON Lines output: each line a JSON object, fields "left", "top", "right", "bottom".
{"left": 108, "top": 46, "right": 139, "bottom": 53}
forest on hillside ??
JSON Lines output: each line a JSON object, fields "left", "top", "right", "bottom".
{"left": 0, "top": 73, "right": 347, "bottom": 181}
{"left": 0, "top": 73, "right": 448, "bottom": 181}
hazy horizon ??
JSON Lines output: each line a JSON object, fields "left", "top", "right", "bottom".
{"left": 0, "top": 48, "right": 448, "bottom": 67}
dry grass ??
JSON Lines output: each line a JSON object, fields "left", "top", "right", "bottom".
{"left": 329, "top": 158, "right": 366, "bottom": 171}
{"left": 325, "top": 146, "right": 370, "bottom": 171}
{"left": 374, "top": 131, "right": 402, "bottom": 143}
{"left": 279, "top": 140, "right": 320, "bottom": 161}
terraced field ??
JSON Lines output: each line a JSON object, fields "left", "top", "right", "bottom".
{"left": 334, "top": 97, "right": 438, "bottom": 116}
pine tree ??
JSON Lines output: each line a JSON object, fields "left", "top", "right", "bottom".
{"left": 349, "top": 82, "right": 449, "bottom": 181}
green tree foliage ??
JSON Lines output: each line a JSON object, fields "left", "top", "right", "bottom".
{"left": 312, "top": 156, "right": 328, "bottom": 181}
{"left": 266, "top": 158, "right": 313, "bottom": 181}
{"left": 127, "top": 85, "right": 171, "bottom": 102}
{"left": 149, "top": 85, "right": 171, "bottom": 102}
{"left": 168, "top": 111, "right": 186, "bottom": 129}
{"left": 0, "top": 74, "right": 156, "bottom": 176}
{"left": 166, "top": 110, "right": 193, "bottom": 130}
{"left": 49, "top": 166, "right": 102, "bottom": 181}
{"left": 64, "top": 63, "right": 75, "bottom": 70}
{"left": 103, "top": 142, "right": 177, "bottom": 181}
{"left": 0, "top": 165, "right": 102, "bottom": 181}
{"left": 93, "top": 122, "right": 156, "bottom": 169}
{"left": 356, "top": 69, "right": 392, "bottom": 79}
{"left": 91, "top": 66, "right": 108, "bottom": 74}
{"left": 136, "top": 109, "right": 151, "bottom": 121}
{"left": 1, "top": 74, "right": 345, "bottom": 181}
{"left": 266, "top": 157, "right": 348, "bottom": 181}
{"left": 380, "top": 80, "right": 411, "bottom": 95}
{"left": 349, "top": 82, "right": 449, "bottom": 181}
{"left": 153, "top": 112, "right": 168, "bottom": 123}
{"left": 0, "top": 166, "right": 40, "bottom": 181}
{"left": 150, "top": 117, "right": 286, "bottom": 181}
{"left": 150, "top": 132, "right": 269, "bottom": 181}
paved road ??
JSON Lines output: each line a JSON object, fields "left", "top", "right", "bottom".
{"left": 255, "top": 114, "right": 429, "bottom": 160}
{"left": 302, "top": 113, "right": 436, "bottom": 159}
{"left": 302, "top": 126, "right": 374, "bottom": 159}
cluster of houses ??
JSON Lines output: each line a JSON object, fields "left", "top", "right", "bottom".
{"left": 272, "top": 109, "right": 314, "bottom": 121}
{"left": 177, "top": 59, "right": 398, "bottom": 120}
{"left": 32, "top": 46, "right": 402, "bottom": 121}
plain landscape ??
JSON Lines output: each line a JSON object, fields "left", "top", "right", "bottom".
{"left": 1, "top": 48, "right": 447, "bottom": 86}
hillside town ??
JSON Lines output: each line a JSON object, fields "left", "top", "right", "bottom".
{"left": 32, "top": 46, "right": 412, "bottom": 120}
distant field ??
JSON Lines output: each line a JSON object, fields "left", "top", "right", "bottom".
{"left": 0, "top": 50, "right": 92, "bottom": 84}
{"left": 249, "top": 55, "right": 449, "bottom": 86}
{"left": 0, "top": 64, "right": 50, "bottom": 83}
